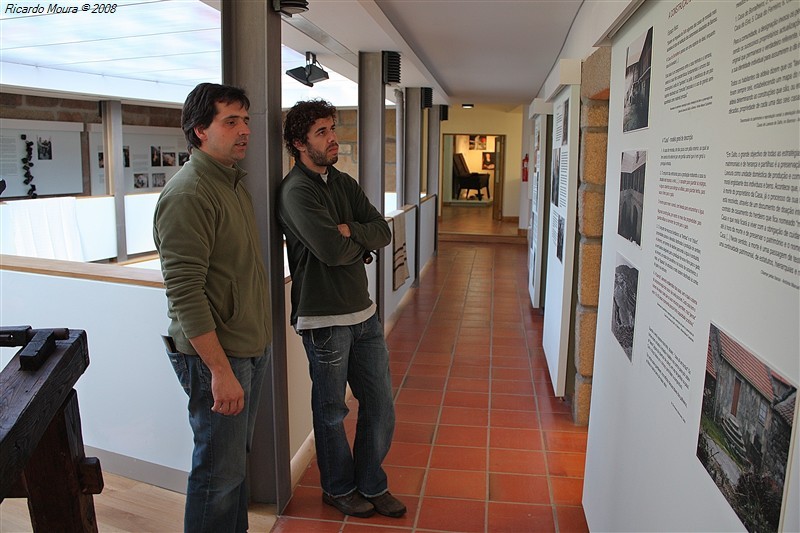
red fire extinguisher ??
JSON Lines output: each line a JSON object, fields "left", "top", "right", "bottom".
{"left": 522, "top": 154, "right": 529, "bottom": 182}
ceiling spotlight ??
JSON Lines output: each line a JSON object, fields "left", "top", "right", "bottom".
{"left": 462, "top": 103, "right": 474, "bottom": 109}
{"left": 286, "top": 52, "right": 329, "bottom": 87}
{"left": 272, "top": 0, "right": 308, "bottom": 16}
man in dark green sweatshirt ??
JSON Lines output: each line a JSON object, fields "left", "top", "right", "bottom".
{"left": 278, "top": 99, "right": 405, "bottom": 519}
{"left": 153, "top": 83, "right": 271, "bottom": 533}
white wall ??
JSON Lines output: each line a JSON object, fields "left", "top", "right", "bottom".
{"left": 0, "top": 269, "right": 190, "bottom": 490}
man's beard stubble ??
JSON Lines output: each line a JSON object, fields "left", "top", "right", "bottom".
{"left": 307, "top": 145, "right": 338, "bottom": 168}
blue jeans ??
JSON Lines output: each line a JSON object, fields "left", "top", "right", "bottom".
{"left": 301, "top": 313, "right": 395, "bottom": 498}
{"left": 168, "top": 348, "right": 271, "bottom": 533}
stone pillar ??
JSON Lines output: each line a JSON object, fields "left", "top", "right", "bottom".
{"left": 571, "top": 46, "right": 610, "bottom": 425}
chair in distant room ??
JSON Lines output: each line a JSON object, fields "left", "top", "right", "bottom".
{"left": 453, "top": 153, "right": 490, "bottom": 200}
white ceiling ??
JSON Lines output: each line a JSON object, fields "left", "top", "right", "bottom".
{"left": 0, "top": 0, "right": 584, "bottom": 110}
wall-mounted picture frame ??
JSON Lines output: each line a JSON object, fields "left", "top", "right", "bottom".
{"left": 482, "top": 152, "right": 495, "bottom": 170}
{"left": 469, "top": 134, "right": 487, "bottom": 150}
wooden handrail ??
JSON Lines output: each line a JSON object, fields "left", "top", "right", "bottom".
{"left": 0, "top": 254, "right": 164, "bottom": 288}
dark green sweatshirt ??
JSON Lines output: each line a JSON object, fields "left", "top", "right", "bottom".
{"left": 278, "top": 162, "right": 391, "bottom": 326}
{"left": 153, "top": 149, "right": 271, "bottom": 357}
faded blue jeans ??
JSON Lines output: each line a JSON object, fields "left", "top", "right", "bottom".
{"left": 168, "top": 348, "right": 271, "bottom": 533}
{"left": 301, "top": 313, "right": 395, "bottom": 498}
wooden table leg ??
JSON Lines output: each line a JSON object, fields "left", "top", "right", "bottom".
{"left": 23, "top": 389, "right": 102, "bottom": 533}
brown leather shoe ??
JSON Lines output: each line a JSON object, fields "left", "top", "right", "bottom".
{"left": 367, "top": 491, "right": 407, "bottom": 517}
{"left": 322, "top": 491, "right": 375, "bottom": 517}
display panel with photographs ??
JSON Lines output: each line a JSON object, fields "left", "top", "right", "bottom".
{"left": 584, "top": 1, "right": 798, "bottom": 531}
{"left": 89, "top": 128, "right": 187, "bottom": 194}
{"left": 542, "top": 84, "right": 580, "bottom": 398}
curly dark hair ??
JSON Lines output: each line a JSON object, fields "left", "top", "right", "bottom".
{"left": 283, "top": 99, "right": 337, "bottom": 160}
{"left": 181, "top": 83, "right": 250, "bottom": 152}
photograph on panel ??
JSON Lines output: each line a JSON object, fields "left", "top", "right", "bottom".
{"left": 697, "top": 323, "right": 796, "bottom": 533}
{"left": 618, "top": 150, "right": 647, "bottom": 246}
{"left": 37, "top": 136, "right": 52, "bottom": 160}
{"left": 562, "top": 100, "right": 569, "bottom": 146}
{"left": 556, "top": 214, "right": 565, "bottom": 263}
{"left": 150, "top": 145, "right": 162, "bottom": 167}
{"left": 162, "top": 151, "right": 176, "bottom": 167}
{"left": 623, "top": 26, "right": 653, "bottom": 132}
{"left": 152, "top": 172, "right": 166, "bottom": 188}
{"left": 611, "top": 253, "right": 639, "bottom": 360}
{"left": 134, "top": 172, "right": 149, "bottom": 189}
{"left": 551, "top": 146, "right": 561, "bottom": 207}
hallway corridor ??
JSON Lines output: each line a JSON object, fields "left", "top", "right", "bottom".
{"left": 274, "top": 242, "right": 589, "bottom": 532}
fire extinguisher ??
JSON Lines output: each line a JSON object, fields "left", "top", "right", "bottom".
{"left": 522, "top": 153, "right": 529, "bottom": 182}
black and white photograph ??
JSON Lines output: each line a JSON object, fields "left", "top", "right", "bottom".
{"left": 178, "top": 151, "right": 190, "bottom": 166}
{"left": 134, "top": 172, "right": 149, "bottom": 189}
{"left": 611, "top": 253, "right": 638, "bottom": 360}
{"left": 551, "top": 147, "right": 561, "bottom": 207}
{"left": 37, "top": 136, "right": 52, "bottom": 160}
{"left": 697, "top": 323, "right": 796, "bottom": 533}
{"left": 623, "top": 26, "right": 653, "bottom": 132}
{"left": 151, "top": 145, "right": 161, "bottom": 167}
{"left": 152, "top": 172, "right": 166, "bottom": 187}
{"left": 123, "top": 146, "right": 130, "bottom": 168}
{"left": 561, "top": 100, "right": 569, "bottom": 146}
{"left": 162, "top": 151, "right": 176, "bottom": 167}
{"left": 618, "top": 150, "right": 646, "bottom": 246}
{"left": 556, "top": 214, "right": 565, "bottom": 263}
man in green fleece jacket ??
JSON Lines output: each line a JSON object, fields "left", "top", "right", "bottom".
{"left": 278, "top": 99, "right": 405, "bottom": 519}
{"left": 153, "top": 83, "right": 271, "bottom": 533}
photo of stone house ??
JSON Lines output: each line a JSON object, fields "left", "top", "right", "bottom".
{"left": 697, "top": 323, "right": 796, "bottom": 533}
{"left": 623, "top": 26, "right": 653, "bottom": 132}
{"left": 610, "top": 254, "right": 638, "bottom": 360}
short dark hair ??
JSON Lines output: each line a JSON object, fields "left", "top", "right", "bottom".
{"left": 181, "top": 83, "right": 250, "bottom": 152}
{"left": 283, "top": 99, "right": 337, "bottom": 160}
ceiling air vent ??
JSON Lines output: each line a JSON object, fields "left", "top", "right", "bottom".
{"left": 382, "top": 51, "right": 401, "bottom": 85}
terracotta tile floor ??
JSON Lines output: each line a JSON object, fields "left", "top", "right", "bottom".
{"left": 274, "top": 241, "right": 589, "bottom": 532}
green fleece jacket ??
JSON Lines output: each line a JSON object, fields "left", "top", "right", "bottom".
{"left": 278, "top": 162, "right": 391, "bottom": 325}
{"left": 153, "top": 149, "right": 271, "bottom": 357}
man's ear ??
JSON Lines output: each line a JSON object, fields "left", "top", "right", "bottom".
{"left": 293, "top": 139, "right": 306, "bottom": 152}
{"left": 194, "top": 125, "right": 207, "bottom": 144}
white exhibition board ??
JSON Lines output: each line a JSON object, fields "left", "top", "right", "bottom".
{"left": 528, "top": 112, "right": 549, "bottom": 309}
{"left": 88, "top": 124, "right": 186, "bottom": 195}
{"left": 0, "top": 119, "right": 84, "bottom": 198}
{"left": 584, "top": 1, "right": 799, "bottom": 532}
{"left": 542, "top": 84, "right": 580, "bottom": 397}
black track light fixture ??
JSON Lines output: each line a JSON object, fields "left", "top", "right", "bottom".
{"left": 286, "top": 52, "right": 329, "bottom": 87}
